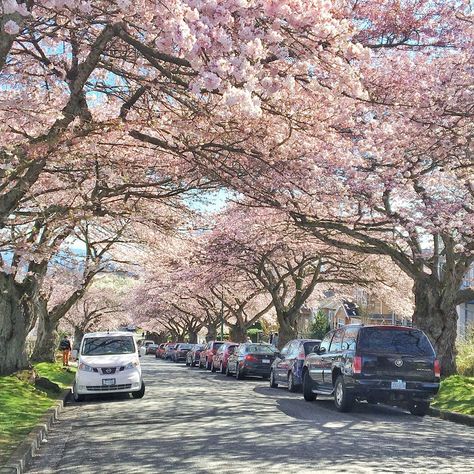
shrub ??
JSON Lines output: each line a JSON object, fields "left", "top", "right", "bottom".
{"left": 457, "top": 326, "right": 474, "bottom": 376}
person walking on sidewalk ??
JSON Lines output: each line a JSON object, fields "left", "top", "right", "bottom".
{"left": 59, "top": 335, "right": 72, "bottom": 367}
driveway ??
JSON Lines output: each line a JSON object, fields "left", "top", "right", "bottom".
{"left": 27, "top": 357, "right": 474, "bottom": 473}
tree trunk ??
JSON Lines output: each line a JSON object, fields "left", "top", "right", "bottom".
{"left": 0, "top": 273, "right": 34, "bottom": 375}
{"left": 229, "top": 324, "right": 247, "bottom": 343}
{"left": 188, "top": 331, "right": 198, "bottom": 343}
{"left": 73, "top": 326, "right": 85, "bottom": 351}
{"left": 412, "top": 278, "right": 458, "bottom": 377}
{"left": 205, "top": 323, "right": 217, "bottom": 342}
{"left": 276, "top": 312, "right": 298, "bottom": 350}
{"left": 31, "top": 303, "right": 59, "bottom": 363}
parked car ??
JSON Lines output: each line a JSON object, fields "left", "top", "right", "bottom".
{"left": 199, "top": 340, "right": 225, "bottom": 370}
{"left": 155, "top": 343, "right": 168, "bottom": 359}
{"left": 211, "top": 342, "right": 238, "bottom": 373}
{"left": 172, "top": 343, "right": 194, "bottom": 362}
{"left": 139, "top": 339, "right": 155, "bottom": 357}
{"left": 186, "top": 344, "right": 206, "bottom": 367}
{"left": 226, "top": 343, "right": 278, "bottom": 379}
{"left": 270, "top": 339, "right": 321, "bottom": 392}
{"left": 146, "top": 343, "right": 159, "bottom": 355}
{"left": 302, "top": 324, "right": 440, "bottom": 415}
{"left": 73, "top": 331, "right": 145, "bottom": 402}
{"left": 164, "top": 343, "right": 179, "bottom": 360}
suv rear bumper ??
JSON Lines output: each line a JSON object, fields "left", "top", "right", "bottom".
{"left": 351, "top": 378, "right": 439, "bottom": 401}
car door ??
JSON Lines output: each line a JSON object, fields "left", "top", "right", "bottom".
{"left": 309, "top": 331, "right": 334, "bottom": 385}
{"left": 321, "top": 328, "right": 344, "bottom": 388}
{"left": 275, "top": 342, "right": 292, "bottom": 382}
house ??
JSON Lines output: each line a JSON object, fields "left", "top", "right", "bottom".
{"left": 317, "top": 291, "right": 409, "bottom": 330}
{"left": 457, "top": 265, "right": 474, "bottom": 338}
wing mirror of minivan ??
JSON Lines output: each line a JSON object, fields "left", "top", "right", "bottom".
{"left": 317, "top": 347, "right": 326, "bottom": 355}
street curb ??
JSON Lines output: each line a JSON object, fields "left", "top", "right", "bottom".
{"left": 429, "top": 407, "right": 474, "bottom": 427}
{"left": 0, "top": 389, "right": 71, "bottom": 474}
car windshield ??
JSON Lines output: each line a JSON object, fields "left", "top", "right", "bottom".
{"left": 358, "top": 328, "right": 434, "bottom": 356}
{"left": 82, "top": 336, "right": 135, "bottom": 356}
{"left": 246, "top": 344, "right": 275, "bottom": 354}
{"left": 179, "top": 344, "right": 193, "bottom": 349}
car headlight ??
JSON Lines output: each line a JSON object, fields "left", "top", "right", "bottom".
{"left": 124, "top": 361, "right": 139, "bottom": 370}
{"left": 78, "top": 363, "right": 94, "bottom": 372}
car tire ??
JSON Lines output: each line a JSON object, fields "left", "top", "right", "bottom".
{"left": 132, "top": 382, "right": 145, "bottom": 399}
{"left": 269, "top": 370, "right": 278, "bottom": 388}
{"left": 303, "top": 371, "right": 316, "bottom": 402}
{"left": 236, "top": 364, "right": 245, "bottom": 380}
{"left": 409, "top": 400, "right": 430, "bottom": 416}
{"left": 73, "top": 383, "right": 85, "bottom": 403}
{"left": 334, "top": 375, "right": 355, "bottom": 412}
{"left": 288, "top": 372, "right": 298, "bottom": 392}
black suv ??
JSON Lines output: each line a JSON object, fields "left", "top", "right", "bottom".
{"left": 302, "top": 325, "right": 440, "bottom": 416}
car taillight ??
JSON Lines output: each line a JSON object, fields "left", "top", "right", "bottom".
{"left": 245, "top": 355, "right": 258, "bottom": 362}
{"left": 434, "top": 359, "right": 441, "bottom": 378}
{"left": 353, "top": 356, "right": 362, "bottom": 374}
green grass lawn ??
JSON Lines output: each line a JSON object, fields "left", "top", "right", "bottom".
{"left": 432, "top": 375, "right": 474, "bottom": 416}
{"left": 0, "top": 361, "right": 76, "bottom": 464}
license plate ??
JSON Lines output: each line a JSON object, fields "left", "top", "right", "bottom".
{"left": 102, "top": 378, "right": 116, "bottom": 386}
{"left": 391, "top": 380, "right": 406, "bottom": 390}
{"left": 262, "top": 359, "right": 270, "bottom": 364}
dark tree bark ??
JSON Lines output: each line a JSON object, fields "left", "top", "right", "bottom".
{"left": 30, "top": 298, "right": 58, "bottom": 363}
{"left": 229, "top": 324, "right": 248, "bottom": 342}
{"left": 0, "top": 273, "right": 37, "bottom": 375}
{"left": 412, "top": 277, "right": 462, "bottom": 376}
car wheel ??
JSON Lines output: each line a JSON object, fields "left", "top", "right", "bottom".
{"left": 366, "top": 396, "right": 378, "bottom": 405}
{"left": 236, "top": 364, "right": 245, "bottom": 380}
{"left": 73, "top": 383, "right": 85, "bottom": 403}
{"left": 334, "top": 375, "right": 355, "bottom": 412}
{"left": 288, "top": 372, "right": 298, "bottom": 393}
{"left": 132, "top": 382, "right": 146, "bottom": 399}
{"left": 303, "top": 371, "right": 316, "bottom": 402}
{"left": 409, "top": 400, "right": 430, "bottom": 416}
{"left": 269, "top": 370, "right": 278, "bottom": 388}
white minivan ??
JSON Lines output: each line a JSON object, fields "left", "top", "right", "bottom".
{"left": 73, "top": 331, "right": 145, "bottom": 402}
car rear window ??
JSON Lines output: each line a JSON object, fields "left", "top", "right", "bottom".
{"left": 303, "top": 341, "right": 320, "bottom": 355}
{"left": 246, "top": 344, "right": 275, "bottom": 354}
{"left": 358, "top": 328, "right": 434, "bottom": 356}
{"left": 213, "top": 342, "right": 224, "bottom": 349}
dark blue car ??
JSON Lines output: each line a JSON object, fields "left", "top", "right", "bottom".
{"left": 270, "top": 339, "right": 321, "bottom": 392}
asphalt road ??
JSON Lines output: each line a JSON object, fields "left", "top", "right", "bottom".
{"left": 27, "top": 357, "right": 474, "bottom": 474}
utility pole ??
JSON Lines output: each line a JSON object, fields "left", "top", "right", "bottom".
{"left": 220, "top": 287, "right": 224, "bottom": 341}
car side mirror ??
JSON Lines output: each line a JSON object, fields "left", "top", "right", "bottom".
{"left": 317, "top": 347, "right": 326, "bottom": 355}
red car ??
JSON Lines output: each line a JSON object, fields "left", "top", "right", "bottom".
{"left": 211, "top": 342, "right": 239, "bottom": 373}
{"left": 155, "top": 342, "right": 173, "bottom": 359}
{"left": 199, "top": 340, "right": 225, "bottom": 370}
